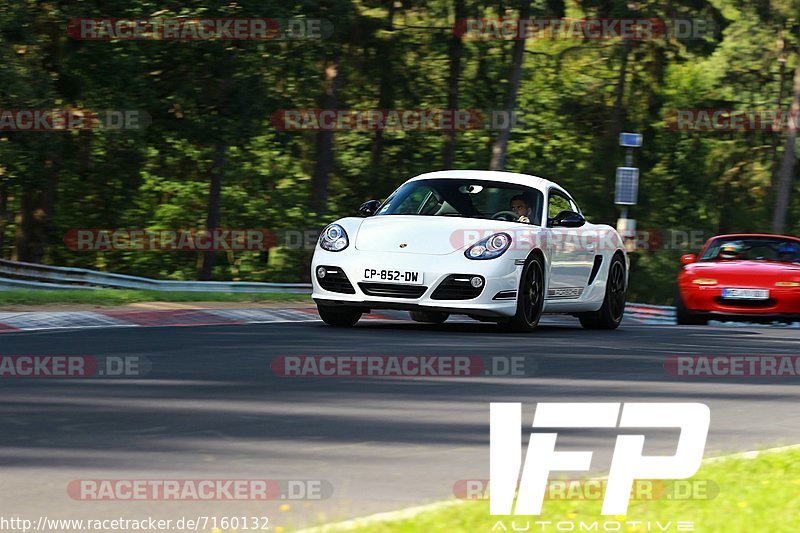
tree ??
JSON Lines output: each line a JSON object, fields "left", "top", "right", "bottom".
{"left": 489, "top": 0, "right": 532, "bottom": 171}
{"left": 442, "top": 0, "right": 465, "bottom": 168}
{"left": 310, "top": 54, "right": 340, "bottom": 217}
{"left": 771, "top": 57, "right": 800, "bottom": 233}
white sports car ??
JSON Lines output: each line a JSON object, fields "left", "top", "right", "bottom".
{"left": 311, "top": 170, "right": 628, "bottom": 331}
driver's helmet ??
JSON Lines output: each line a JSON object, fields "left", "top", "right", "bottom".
{"left": 777, "top": 242, "right": 798, "bottom": 261}
{"left": 718, "top": 241, "right": 744, "bottom": 260}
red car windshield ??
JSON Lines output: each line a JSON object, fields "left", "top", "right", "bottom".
{"left": 699, "top": 237, "right": 800, "bottom": 263}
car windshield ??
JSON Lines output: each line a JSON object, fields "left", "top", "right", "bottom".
{"left": 375, "top": 178, "right": 544, "bottom": 224}
{"left": 699, "top": 237, "right": 800, "bottom": 263}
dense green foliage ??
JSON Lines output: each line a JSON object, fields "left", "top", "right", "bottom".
{"left": 0, "top": 1, "right": 798, "bottom": 304}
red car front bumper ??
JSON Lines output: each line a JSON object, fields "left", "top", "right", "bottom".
{"left": 679, "top": 285, "right": 800, "bottom": 321}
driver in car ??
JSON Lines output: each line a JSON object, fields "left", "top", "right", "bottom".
{"left": 510, "top": 195, "right": 532, "bottom": 223}
{"left": 717, "top": 242, "right": 744, "bottom": 260}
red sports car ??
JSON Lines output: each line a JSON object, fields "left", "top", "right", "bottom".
{"left": 676, "top": 234, "right": 800, "bottom": 325}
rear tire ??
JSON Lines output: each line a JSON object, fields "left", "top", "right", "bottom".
{"left": 409, "top": 311, "right": 449, "bottom": 324}
{"left": 501, "top": 255, "right": 545, "bottom": 332}
{"left": 579, "top": 254, "right": 626, "bottom": 330}
{"left": 675, "top": 290, "right": 707, "bottom": 325}
{"left": 317, "top": 305, "right": 362, "bottom": 327}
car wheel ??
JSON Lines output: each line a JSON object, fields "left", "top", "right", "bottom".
{"left": 317, "top": 305, "right": 362, "bottom": 327}
{"left": 675, "top": 290, "right": 707, "bottom": 326}
{"left": 502, "top": 255, "right": 545, "bottom": 332}
{"left": 579, "top": 254, "right": 626, "bottom": 330}
{"left": 409, "top": 311, "right": 449, "bottom": 324}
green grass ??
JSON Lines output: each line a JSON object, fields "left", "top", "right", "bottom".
{"left": 0, "top": 289, "right": 311, "bottom": 306}
{"left": 314, "top": 447, "right": 800, "bottom": 533}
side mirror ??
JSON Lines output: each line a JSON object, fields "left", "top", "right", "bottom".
{"left": 549, "top": 210, "right": 585, "bottom": 228}
{"left": 681, "top": 254, "right": 696, "bottom": 265}
{"left": 358, "top": 199, "right": 382, "bottom": 217}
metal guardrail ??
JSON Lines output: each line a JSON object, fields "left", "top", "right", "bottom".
{"left": 0, "top": 277, "right": 99, "bottom": 291}
{"left": 0, "top": 259, "right": 312, "bottom": 293}
{"left": 0, "top": 259, "right": 682, "bottom": 307}
{"left": 0, "top": 259, "right": 698, "bottom": 319}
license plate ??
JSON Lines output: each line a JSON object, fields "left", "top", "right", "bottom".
{"left": 362, "top": 268, "right": 423, "bottom": 285}
{"left": 721, "top": 288, "right": 769, "bottom": 300}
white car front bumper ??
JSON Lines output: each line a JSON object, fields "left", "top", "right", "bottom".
{"left": 311, "top": 248, "right": 522, "bottom": 318}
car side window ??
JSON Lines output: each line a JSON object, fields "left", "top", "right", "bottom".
{"left": 548, "top": 191, "right": 572, "bottom": 219}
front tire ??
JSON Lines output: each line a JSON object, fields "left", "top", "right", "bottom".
{"left": 502, "top": 255, "right": 545, "bottom": 332}
{"left": 317, "top": 305, "right": 362, "bottom": 327}
{"left": 579, "top": 254, "right": 626, "bottom": 330}
{"left": 409, "top": 311, "right": 449, "bottom": 324}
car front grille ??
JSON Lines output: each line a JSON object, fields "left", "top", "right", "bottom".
{"left": 358, "top": 282, "right": 427, "bottom": 299}
{"left": 713, "top": 297, "right": 776, "bottom": 309}
{"left": 431, "top": 274, "right": 485, "bottom": 300}
{"left": 317, "top": 266, "right": 356, "bottom": 294}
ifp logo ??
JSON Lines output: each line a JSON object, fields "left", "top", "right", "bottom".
{"left": 490, "top": 402, "right": 710, "bottom": 515}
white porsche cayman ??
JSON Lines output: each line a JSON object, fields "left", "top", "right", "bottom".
{"left": 311, "top": 170, "right": 628, "bottom": 331}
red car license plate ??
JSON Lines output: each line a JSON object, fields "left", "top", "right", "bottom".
{"left": 721, "top": 288, "right": 769, "bottom": 300}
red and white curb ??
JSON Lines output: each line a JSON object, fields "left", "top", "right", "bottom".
{"left": 0, "top": 308, "right": 402, "bottom": 334}
{"left": 0, "top": 304, "right": 724, "bottom": 334}
{"left": 625, "top": 303, "right": 676, "bottom": 324}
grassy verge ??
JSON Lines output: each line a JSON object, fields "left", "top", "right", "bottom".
{"left": 315, "top": 447, "right": 800, "bottom": 533}
{"left": 0, "top": 289, "right": 311, "bottom": 306}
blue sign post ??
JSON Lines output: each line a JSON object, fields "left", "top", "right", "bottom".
{"left": 619, "top": 132, "right": 643, "bottom": 148}
{"left": 616, "top": 133, "right": 641, "bottom": 250}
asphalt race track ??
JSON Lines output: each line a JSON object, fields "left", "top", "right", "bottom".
{"left": 1, "top": 314, "right": 799, "bottom": 531}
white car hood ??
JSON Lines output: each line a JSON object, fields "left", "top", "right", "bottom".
{"left": 354, "top": 215, "right": 526, "bottom": 255}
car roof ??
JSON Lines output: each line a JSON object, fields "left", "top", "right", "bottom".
{"left": 709, "top": 234, "right": 800, "bottom": 242}
{"left": 407, "top": 170, "right": 556, "bottom": 192}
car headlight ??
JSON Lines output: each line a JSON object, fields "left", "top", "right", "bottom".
{"left": 319, "top": 224, "right": 349, "bottom": 252}
{"left": 465, "top": 232, "right": 511, "bottom": 260}
{"left": 692, "top": 278, "right": 718, "bottom": 285}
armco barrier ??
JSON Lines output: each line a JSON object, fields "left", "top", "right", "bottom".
{"left": 0, "top": 260, "right": 677, "bottom": 318}
{"left": 0, "top": 259, "right": 311, "bottom": 293}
